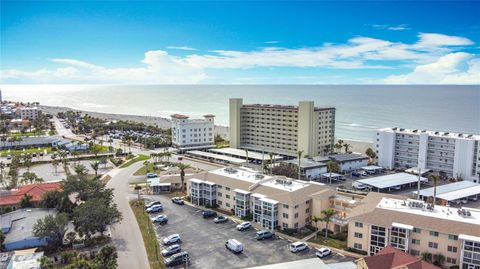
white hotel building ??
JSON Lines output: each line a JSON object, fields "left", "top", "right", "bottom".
{"left": 229, "top": 98, "right": 335, "bottom": 157}
{"left": 375, "top": 128, "right": 480, "bottom": 183}
{"left": 171, "top": 114, "right": 215, "bottom": 151}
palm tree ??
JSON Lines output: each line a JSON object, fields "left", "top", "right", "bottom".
{"left": 326, "top": 160, "right": 338, "bottom": 185}
{"left": 21, "top": 172, "right": 44, "bottom": 184}
{"left": 335, "top": 139, "right": 344, "bottom": 153}
{"left": 429, "top": 174, "right": 439, "bottom": 205}
{"left": 74, "top": 164, "right": 87, "bottom": 179}
{"left": 297, "top": 150, "right": 303, "bottom": 180}
{"left": 432, "top": 253, "right": 445, "bottom": 266}
{"left": 311, "top": 215, "right": 322, "bottom": 239}
{"left": 22, "top": 154, "right": 32, "bottom": 172}
{"left": 343, "top": 143, "right": 352, "bottom": 154}
{"left": 143, "top": 160, "right": 151, "bottom": 173}
{"left": 90, "top": 161, "right": 100, "bottom": 177}
{"left": 421, "top": 252, "right": 433, "bottom": 262}
{"left": 177, "top": 163, "right": 191, "bottom": 193}
{"left": 323, "top": 144, "right": 331, "bottom": 156}
{"left": 52, "top": 158, "right": 59, "bottom": 175}
{"left": 321, "top": 209, "right": 336, "bottom": 239}
{"left": 164, "top": 151, "right": 172, "bottom": 163}
{"left": 268, "top": 152, "right": 274, "bottom": 174}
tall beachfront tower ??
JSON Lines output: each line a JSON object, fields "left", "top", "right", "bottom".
{"left": 171, "top": 114, "right": 215, "bottom": 152}
{"left": 229, "top": 98, "right": 335, "bottom": 157}
{"left": 375, "top": 128, "right": 480, "bottom": 182}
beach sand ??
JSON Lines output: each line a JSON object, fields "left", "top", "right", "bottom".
{"left": 41, "top": 105, "right": 373, "bottom": 151}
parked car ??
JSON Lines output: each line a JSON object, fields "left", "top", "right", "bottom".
{"left": 468, "top": 196, "right": 478, "bottom": 202}
{"left": 172, "top": 197, "right": 185, "bottom": 205}
{"left": 202, "top": 210, "right": 217, "bottom": 218}
{"left": 225, "top": 239, "right": 244, "bottom": 254}
{"left": 161, "top": 244, "right": 181, "bottom": 257}
{"left": 289, "top": 242, "right": 308, "bottom": 253}
{"left": 145, "top": 201, "right": 161, "bottom": 209}
{"left": 214, "top": 216, "right": 228, "bottom": 223}
{"left": 164, "top": 251, "right": 189, "bottom": 267}
{"left": 236, "top": 222, "right": 252, "bottom": 231}
{"left": 359, "top": 170, "right": 367, "bottom": 176}
{"left": 6, "top": 155, "right": 12, "bottom": 160}
{"left": 146, "top": 204, "right": 163, "bottom": 213}
{"left": 162, "top": 234, "right": 181, "bottom": 245}
{"left": 255, "top": 230, "right": 274, "bottom": 240}
{"left": 146, "top": 173, "right": 158, "bottom": 179}
{"left": 315, "top": 247, "right": 332, "bottom": 258}
{"left": 151, "top": 215, "right": 168, "bottom": 224}
{"left": 351, "top": 171, "right": 361, "bottom": 177}
{"left": 461, "top": 199, "right": 468, "bottom": 204}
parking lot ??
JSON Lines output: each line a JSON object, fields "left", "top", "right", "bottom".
{"left": 146, "top": 195, "right": 352, "bottom": 268}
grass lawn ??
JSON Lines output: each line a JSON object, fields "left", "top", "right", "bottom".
{"left": 129, "top": 199, "right": 166, "bottom": 269}
{"left": 133, "top": 163, "right": 166, "bottom": 176}
{"left": 0, "top": 147, "right": 53, "bottom": 156}
{"left": 120, "top": 154, "right": 150, "bottom": 168}
{"left": 8, "top": 131, "right": 46, "bottom": 137}
{"left": 308, "top": 236, "right": 348, "bottom": 250}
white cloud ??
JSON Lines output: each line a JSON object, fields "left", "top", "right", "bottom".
{"left": 264, "top": 41, "right": 281, "bottom": 44}
{"left": 166, "top": 46, "right": 197, "bottom": 51}
{"left": 371, "top": 24, "right": 410, "bottom": 31}
{"left": 384, "top": 52, "right": 480, "bottom": 84}
{"left": 1, "top": 32, "right": 478, "bottom": 84}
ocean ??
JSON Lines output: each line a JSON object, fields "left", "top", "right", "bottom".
{"left": 1, "top": 84, "right": 479, "bottom": 142}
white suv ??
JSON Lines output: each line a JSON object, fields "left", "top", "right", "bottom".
{"left": 162, "top": 234, "right": 181, "bottom": 245}
{"left": 316, "top": 247, "right": 332, "bottom": 258}
{"left": 236, "top": 222, "right": 252, "bottom": 231}
{"left": 289, "top": 242, "right": 308, "bottom": 253}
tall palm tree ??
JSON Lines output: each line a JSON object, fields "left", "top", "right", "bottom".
{"left": 90, "top": 161, "right": 100, "bottom": 177}
{"left": 311, "top": 215, "right": 321, "bottom": 240}
{"left": 429, "top": 174, "right": 439, "bottom": 205}
{"left": 164, "top": 151, "right": 172, "bottom": 163}
{"left": 321, "top": 209, "right": 336, "bottom": 239}
{"left": 343, "top": 143, "right": 352, "bottom": 154}
{"left": 326, "top": 160, "right": 338, "bottom": 185}
{"left": 143, "top": 160, "right": 151, "bottom": 173}
{"left": 335, "top": 139, "right": 344, "bottom": 153}
{"left": 297, "top": 150, "right": 303, "bottom": 180}
{"left": 177, "top": 163, "right": 191, "bottom": 193}
{"left": 268, "top": 152, "right": 274, "bottom": 174}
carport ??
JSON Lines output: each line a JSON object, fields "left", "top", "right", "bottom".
{"left": 320, "top": 172, "right": 344, "bottom": 183}
{"left": 361, "top": 165, "right": 383, "bottom": 174}
{"left": 436, "top": 185, "right": 480, "bottom": 205}
{"left": 412, "top": 181, "right": 480, "bottom": 201}
{"left": 354, "top": 173, "right": 427, "bottom": 192}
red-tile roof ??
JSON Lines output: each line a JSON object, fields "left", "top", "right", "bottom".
{"left": 0, "top": 182, "right": 62, "bottom": 206}
{"left": 171, "top": 114, "right": 189, "bottom": 119}
{"left": 363, "top": 246, "right": 440, "bottom": 269}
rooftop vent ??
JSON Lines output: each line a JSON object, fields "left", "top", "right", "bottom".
{"left": 392, "top": 127, "right": 398, "bottom": 130}
{"left": 275, "top": 178, "right": 293, "bottom": 186}
{"left": 457, "top": 208, "right": 472, "bottom": 217}
{"left": 434, "top": 132, "right": 439, "bottom": 135}
{"left": 255, "top": 174, "right": 265, "bottom": 180}
{"left": 408, "top": 201, "right": 425, "bottom": 209}
{"left": 413, "top": 129, "right": 418, "bottom": 133}
{"left": 224, "top": 167, "right": 238, "bottom": 174}
{"left": 444, "top": 132, "right": 449, "bottom": 136}
{"left": 400, "top": 128, "right": 405, "bottom": 131}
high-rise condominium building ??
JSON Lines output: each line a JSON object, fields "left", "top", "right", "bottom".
{"left": 375, "top": 128, "right": 480, "bottom": 183}
{"left": 229, "top": 98, "right": 335, "bottom": 157}
{"left": 347, "top": 192, "right": 480, "bottom": 268}
{"left": 171, "top": 114, "right": 215, "bottom": 151}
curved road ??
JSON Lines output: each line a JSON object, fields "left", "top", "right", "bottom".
{"left": 106, "top": 162, "right": 150, "bottom": 269}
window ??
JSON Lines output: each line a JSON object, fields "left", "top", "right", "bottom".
{"left": 412, "top": 239, "right": 420, "bottom": 245}
{"left": 217, "top": 185, "right": 223, "bottom": 189}
{"left": 294, "top": 223, "right": 298, "bottom": 228}
{"left": 226, "top": 187, "right": 231, "bottom": 191}
{"left": 305, "top": 208, "right": 310, "bottom": 213}
{"left": 306, "top": 200, "right": 310, "bottom": 204}
{"left": 429, "top": 231, "right": 439, "bottom": 237}
{"left": 447, "top": 246, "right": 457, "bottom": 253}
{"left": 217, "top": 201, "right": 222, "bottom": 205}
{"left": 413, "top": 228, "right": 421, "bottom": 233}
{"left": 282, "top": 223, "right": 288, "bottom": 229}
{"left": 428, "top": 242, "right": 438, "bottom": 249}
{"left": 226, "top": 203, "right": 230, "bottom": 207}
{"left": 354, "top": 243, "right": 362, "bottom": 250}
{"left": 217, "top": 192, "right": 222, "bottom": 197}
{"left": 446, "top": 257, "right": 457, "bottom": 264}
{"left": 355, "top": 222, "right": 363, "bottom": 228}
{"left": 410, "top": 249, "right": 420, "bottom": 256}
{"left": 294, "top": 213, "right": 299, "bottom": 219}
{"left": 283, "top": 204, "right": 289, "bottom": 209}
{"left": 294, "top": 205, "right": 299, "bottom": 209}
{"left": 226, "top": 195, "right": 230, "bottom": 199}
{"left": 448, "top": 234, "right": 458, "bottom": 240}
{"left": 354, "top": 232, "right": 363, "bottom": 239}
{"left": 282, "top": 213, "right": 289, "bottom": 219}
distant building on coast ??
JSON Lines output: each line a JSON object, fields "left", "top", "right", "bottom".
{"left": 375, "top": 128, "right": 480, "bottom": 183}
{"left": 171, "top": 114, "right": 215, "bottom": 152}
{"left": 229, "top": 98, "right": 335, "bottom": 157}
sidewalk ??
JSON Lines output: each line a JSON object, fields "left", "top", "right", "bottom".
{"left": 180, "top": 199, "right": 364, "bottom": 259}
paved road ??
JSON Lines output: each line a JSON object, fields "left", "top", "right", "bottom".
{"left": 106, "top": 162, "right": 150, "bottom": 269}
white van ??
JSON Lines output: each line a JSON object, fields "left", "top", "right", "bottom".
{"left": 225, "top": 239, "right": 244, "bottom": 254}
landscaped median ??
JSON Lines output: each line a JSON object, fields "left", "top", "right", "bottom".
{"left": 120, "top": 154, "right": 150, "bottom": 168}
{"left": 129, "top": 199, "right": 166, "bottom": 269}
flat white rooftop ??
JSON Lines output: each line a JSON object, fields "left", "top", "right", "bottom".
{"left": 210, "top": 167, "right": 313, "bottom": 192}
{"left": 413, "top": 181, "right": 479, "bottom": 198}
{"left": 356, "top": 173, "right": 427, "bottom": 189}
{"left": 209, "top": 147, "right": 283, "bottom": 161}
{"left": 376, "top": 197, "right": 480, "bottom": 226}
{"left": 437, "top": 185, "right": 480, "bottom": 201}
{"left": 379, "top": 128, "right": 480, "bottom": 140}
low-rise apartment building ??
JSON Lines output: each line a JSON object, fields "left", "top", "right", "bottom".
{"left": 375, "top": 128, "right": 480, "bottom": 182}
{"left": 229, "top": 98, "right": 335, "bottom": 157}
{"left": 347, "top": 192, "right": 480, "bottom": 269}
{"left": 171, "top": 114, "right": 215, "bottom": 151}
{"left": 17, "top": 106, "right": 40, "bottom": 120}
{"left": 186, "top": 167, "right": 362, "bottom": 232}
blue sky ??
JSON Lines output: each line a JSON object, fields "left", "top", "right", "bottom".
{"left": 1, "top": 1, "right": 479, "bottom": 84}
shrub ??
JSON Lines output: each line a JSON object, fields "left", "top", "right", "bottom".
{"left": 345, "top": 247, "right": 368, "bottom": 255}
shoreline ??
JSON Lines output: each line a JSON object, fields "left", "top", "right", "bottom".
{"left": 40, "top": 105, "right": 373, "bottom": 152}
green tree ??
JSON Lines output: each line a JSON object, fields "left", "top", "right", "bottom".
{"left": 73, "top": 198, "right": 122, "bottom": 238}
{"left": 40, "top": 190, "right": 63, "bottom": 209}
{"left": 74, "top": 164, "right": 88, "bottom": 179}
{"left": 335, "top": 139, "right": 344, "bottom": 153}
{"left": 21, "top": 172, "right": 44, "bottom": 185}
{"left": 39, "top": 256, "right": 54, "bottom": 269}
{"left": 297, "top": 150, "right": 303, "bottom": 180}
{"left": 326, "top": 160, "right": 340, "bottom": 184}
{"left": 33, "top": 212, "right": 69, "bottom": 248}
{"left": 90, "top": 161, "right": 100, "bottom": 177}
{"left": 20, "top": 193, "right": 34, "bottom": 208}
{"left": 143, "top": 160, "right": 151, "bottom": 173}
{"left": 433, "top": 253, "right": 446, "bottom": 266}
{"left": 0, "top": 230, "right": 5, "bottom": 251}
{"left": 177, "top": 163, "right": 191, "bottom": 193}
{"left": 365, "top": 148, "right": 377, "bottom": 163}
{"left": 311, "top": 215, "right": 321, "bottom": 240}
{"left": 343, "top": 143, "right": 352, "bottom": 153}
{"left": 95, "top": 245, "right": 118, "bottom": 269}
{"left": 421, "top": 252, "right": 433, "bottom": 262}
{"left": 321, "top": 209, "right": 336, "bottom": 239}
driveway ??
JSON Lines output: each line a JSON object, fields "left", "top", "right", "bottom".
{"left": 148, "top": 194, "right": 320, "bottom": 269}
{"left": 106, "top": 162, "right": 150, "bottom": 269}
